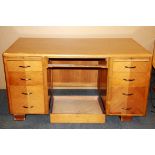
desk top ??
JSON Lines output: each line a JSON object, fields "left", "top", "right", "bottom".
{"left": 4, "top": 38, "right": 152, "bottom": 58}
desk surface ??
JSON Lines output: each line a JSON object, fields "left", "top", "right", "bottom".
{"left": 4, "top": 38, "right": 152, "bottom": 58}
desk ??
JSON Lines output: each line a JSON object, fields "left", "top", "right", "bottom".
{"left": 3, "top": 38, "right": 152, "bottom": 123}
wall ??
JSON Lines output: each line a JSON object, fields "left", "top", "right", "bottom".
{"left": 0, "top": 27, "right": 19, "bottom": 89}
{"left": 0, "top": 26, "right": 155, "bottom": 89}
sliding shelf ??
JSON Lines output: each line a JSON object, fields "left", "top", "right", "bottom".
{"left": 48, "top": 58, "right": 108, "bottom": 69}
{"left": 48, "top": 64, "right": 107, "bottom": 69}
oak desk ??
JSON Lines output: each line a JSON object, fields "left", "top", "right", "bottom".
{"left": 3, "top": 38, "right": 152, "bottom": 123}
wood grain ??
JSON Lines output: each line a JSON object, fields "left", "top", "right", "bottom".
{"left": 4, "top": 38, "right": 151, "bottom": 58}
{"left": 53, "top": 69, "right": 98, "bottom": 87}
{"left": 107, "top": 57, "right": 152, "bottom": 116}
{"left": 9, "top": 85, "right": 45, "bottom": 114}
{"left": 3, "top": 38, "right": 152, "bottom": 122}
{"left": 8, "top": 71, "right": 43, "bottom": 85}
{"left": 4, "top": 57, "right": 48, "bottom": 116}
{"left": 13, "top": 115, "right": 26, "bottom": 121}
{"left": 50, "top": 96, "right": 105, "bottom": 123}
{"left": 50, "top": 59, "right": 104, "bottom": 87}
{"left": 108, "top": 87, "right": 147, "bottom": 115}
{"left": 112, "top": 61, "right": 150, "bottom": 72}
{"left": 111, "top": 72, "right": 149, "bottom": 87}
{"left": 6, "top": 60, "right": 43, "bottom": 72}
{"left": 152, "top": 41, "right": 155, "bottom": 68}
{"left": 50, "top": 114, "right": 105, "bottom": 123}
{"left": 120, "top": 116, "right": 132, "bottom": 122}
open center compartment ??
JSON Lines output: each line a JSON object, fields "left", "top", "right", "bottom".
{"left": 48, "top": 58, "right": 108, "bottom": 123}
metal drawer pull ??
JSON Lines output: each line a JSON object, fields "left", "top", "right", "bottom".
{"left": 125, "top": 66, "right": 136, "bottom": 69}
{"left": 123, "top": 78, "right": 135, "bottom": 81}
{"left": 20, "top": 78, "right": 31, "bottom": 81}
{"left": 19, "top": 65, "right": 31, "bottom": 68}
{"left": 23, "top": 106, "right": 34, "bottom": 109}
{"left": 122, "top": 93, "right": 133, "bottom": 96}
{"left": 122, "top": 107, "right": 132, "bottom": 111}
{"left": 21, "top": 92, "right": 32, "bottom": 95}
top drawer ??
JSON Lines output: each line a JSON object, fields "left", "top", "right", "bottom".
{"left": 6, "top": 60, "right": 43, "bottom": 72}
{"left": 112, "top": 59, "right": 150, "bottom": 73}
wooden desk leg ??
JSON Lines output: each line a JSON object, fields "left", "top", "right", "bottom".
{"left": 120, "top": 116, "right": 132, "bottom": 122}
{"left": 13, "top": 115, "right": 26, "bottom": 121}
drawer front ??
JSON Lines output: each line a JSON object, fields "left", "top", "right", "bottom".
{"left": 108, "top": 87, "right": 147, "bottom": 115}
{"left": 112, "top": 61, "right": 150, "bottom": 72}
{"left": 6, "top": 60, "right": 43, "bottom": 72}
{"left": 111, "top": 72, "right": 149, "bottom": 87}
{"left": 50, "top": 114, "right": 105, "bottom": 123}
{"left": 9, "top": 85, "right": 45, "bottom": 114}
{"left": 8, "top": 71, "right": 43, "bottom": 85}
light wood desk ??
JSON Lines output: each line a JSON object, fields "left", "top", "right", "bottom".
{"left": 3, "top": 38, "right": 152, "bottom": 123}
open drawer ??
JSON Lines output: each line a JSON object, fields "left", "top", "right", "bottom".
{"left": 50, "top": 96, "right": 105, "bottom": 123}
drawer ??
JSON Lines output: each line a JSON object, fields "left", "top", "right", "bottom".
{"left": 50, "top": 96, "right": 105, "bottom": 123}
{"left": 108, "top": 87, "right": 147, "bottom": 115}
{"left": 112, "top": 61, "right": 150, "bottom": 72}
{"left": 8, "top": 71, "right": 43, "bottom": 85}
{"left": 6, "top": 60, "right": 43, "bottom": 72}
{"left": 9, "top": 85, "right": 45, "bottom": 114}
{"left": 111, "top": 72, "right": 149, "bottom": 87}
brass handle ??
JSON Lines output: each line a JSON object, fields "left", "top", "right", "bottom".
{"left": 20, "top": 78, "right": 31, "bottom": 81}
{"left": 125, "top": 66, "right": 136, "bottom": 69}
{"left": 123, "top": 78, "right": 135, "bottom": 81}
{"left": 122, "top": 107, "right": 132, "bottom": 111}
{"left": 122, "top": 93, "right": 133, "bottom": 96}
{"left": 21, "top": 92, "right": 32, "bottom": 95}
{"left": 23, "top": 106, "right": 34, "bottom": 109}
{"left": 19, "top": 65, "right": 31, "bottom": 68}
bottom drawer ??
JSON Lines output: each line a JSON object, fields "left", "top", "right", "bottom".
{"left": 50, "top": 96, "right": 105, "bottom": 123}
{"left": 108, "top": 87, "right": 147, "bottom": 115}
{"left": 9, "top": 85, "right": 45, "bottom": 114}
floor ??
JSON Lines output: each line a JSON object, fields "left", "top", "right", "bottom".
{"left": 1, "top": 69, "right": 155, "bottom": 129}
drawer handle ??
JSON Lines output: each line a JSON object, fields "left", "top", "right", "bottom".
{"left": 21, "top": 92, "right": 32, "bottom": 95}
{"left": 121, "top": 107, "right": 132, "bottom": 111}
{"left": 23, "top": 106, "right": 34, "bottom": 109}
{"left": 123, "top": 78, "right": 135, "bottom": 81}
{"left": 20, "top": 78, "right": 31, "bottom": 81}
{"left": 122, "top": 93, "right": 133, "bottom": 96}
{"left": 19, "top": 65, "right": 31, "bottom": 68}
{"left": 124, "top": 66, "right": 136, "bottom": 69}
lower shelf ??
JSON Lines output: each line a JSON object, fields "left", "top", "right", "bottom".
{"left": 50, "top": 96, "right": 105, "bottom": 123}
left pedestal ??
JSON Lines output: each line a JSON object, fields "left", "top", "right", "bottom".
{"left": 3, "top": 56, "right": 49, "bottom": 121}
